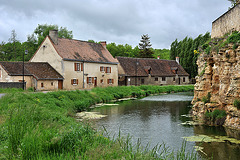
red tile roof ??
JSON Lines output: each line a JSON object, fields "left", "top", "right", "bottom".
{"left": 116, "top": 57, "right": 189, "bottom": 77}
{"left": 0, "top": 62, "right": 63, "bottom": 80}
{"left": 53, "top": 37, "right": 118, "bottom": 64}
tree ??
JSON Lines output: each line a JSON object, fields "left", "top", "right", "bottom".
{"left": 8, "top": 30, "right": 19, "bottom": 60}
{"left": 34, "top": 24, "right": 73, "bottom": 45}
{"left": 138, "top": 34, "right": 154, "bottom": 58}
{"left": 170, "top": 39, "right": 178, "bottom": 60}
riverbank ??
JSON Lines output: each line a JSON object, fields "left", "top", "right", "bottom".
{"left": 0, "top": 85, "right": 195, "bottom": 159}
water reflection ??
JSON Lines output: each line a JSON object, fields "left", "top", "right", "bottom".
{"left": 91, "top": 92, "right": 240, "bottom": 159}
{"left": 92, "top": 92, "right": 195, "bottom": 152}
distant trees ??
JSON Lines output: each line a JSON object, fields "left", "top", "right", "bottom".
{"left": 138, "top": 34, "right": 154, "bottom": 58}
{"left": 0, "top": 24, "right": 73, "bottom": 62}
{"left": 34, "top": 24, "right": 73, "bottom": 45}
{"left": 170, "top": 32, "right": 211, "bottom": 79}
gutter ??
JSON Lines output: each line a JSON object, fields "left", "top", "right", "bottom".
{"left": 63, "top": 58, "right": 118, "bottom": 65}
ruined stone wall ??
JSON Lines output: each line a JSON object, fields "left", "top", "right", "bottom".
{"left": 192, "top": 43, "right": 240, "bottom": 130}
{"left": 211, "top": 4, "right": 240, "bottom": 38}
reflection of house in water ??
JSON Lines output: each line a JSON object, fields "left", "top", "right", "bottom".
{"left": 116, "top": 57, "right": 189, "bottom": 86}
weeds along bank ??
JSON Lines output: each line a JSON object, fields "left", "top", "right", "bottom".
{"left": 0, "top": 85, "right": 194, "bottom": 159}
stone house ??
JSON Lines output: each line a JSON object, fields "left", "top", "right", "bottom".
{"left": 116, "top": 57, "right": 189, "bottom": 86}
{"left": 211, "top": 3, "right": 240, "bottom": 38}
{"left": 30, "top": 30, "right": 118, "bottom": 90}
{"left": 0, "top": 62, "right": 63, "bottom": 90}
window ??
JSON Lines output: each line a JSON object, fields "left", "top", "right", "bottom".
{"left": 71, "top": 79, "right": 78, "bottom": 85}
{"left": 100, "top": 66, "right": 105, "bottom": 72}
{"left": 155, "top": 77, "right": 158, "bottom": 81}
{"left": 107, "top": 79, "right": 114, "bottom": 84}
{"left": 87, "top": 77, "right": 94, "bottom": 84}
{"left": 41, "top": 83, "right": 44, "bottom": 88}
{"left": 183, "top": 77, "right": 186, "bottom": 82}
{"left": 162, "top": 77, "right": 166, "bottom": 81}
{"left": 0, "top": 68, "right": 1, "bottom": 78}
{"left": 51, "top": 82, "right": 54, "bottom": 86}
{"left": 141, "top": 79, "right": 144, "bottom": 84}
{"left": 74, "top": 63, "right": 83, "bottom": 71}
{"left": 106, "top": 67, "right": 111, "bottom": 73}
{"left": 100, "top": 79, "right": 104, "bottom": 84}
{"left": 173, "top": 77, "right": 176, "bottom": 81}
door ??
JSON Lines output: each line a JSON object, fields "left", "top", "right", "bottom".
{"left": 58, "top": 80, "right": 63, "bottom": 90}
{"left": 94, "top": 77, "right": 97, "bottom": 87}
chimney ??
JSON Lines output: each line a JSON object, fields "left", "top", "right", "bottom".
{"left": 157, "top": 56, "right": 160, "bottom": 59}
{"left": 49, "top": 30, "right": 58, "bottom": 45}
{"left": 176, "top": 57, "right": 180, "bottom": 64}
{"left": 100, "top": 41, "right": 107, "bottom": 49}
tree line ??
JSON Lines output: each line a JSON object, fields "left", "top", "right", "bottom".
{"left": 0, "top": 25, "right": 169, "bottom": 62}
{"left": 0, "top": 24, "right": 73, "bottom": 62}
{"left": 170, "top": 32, "right": 211, "bottom": 79}
{"left": 0, "top": 23, "right": 211, "bottom": 79}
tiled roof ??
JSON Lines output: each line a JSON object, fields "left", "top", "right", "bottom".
{"left": 116, "top": 57, "right": 189, "bottom": 77}
{"left": 0, "top": 62, "right": 63, "bottom": 80}
{"left": 53, "top": 38, "right": 118, "bottom": 64}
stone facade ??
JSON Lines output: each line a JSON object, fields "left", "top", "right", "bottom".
{"left": 0, "top": 62, "right": 63, "bottom": 91}
{"left": 30, "top": 32, "right": 118, "bottom": 90}
{"left": 121, "top": 75, "right": 189, "bottom": 86}
{"left": 192, "top": 43, "right": 240, "bottom": 130}
{"left": 116, "top": 57, "right": 189, "bottom": 86}
{"left": 211, "top": 4, "right": 240, "bottom": 38}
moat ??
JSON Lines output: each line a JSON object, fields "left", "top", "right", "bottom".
{"left": 91, "top": 92, "right": 240, "bottom": 160}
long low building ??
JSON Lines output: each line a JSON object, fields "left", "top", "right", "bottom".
{"left": 0, "top": 62, "right": 64, "bottom": 90}
{"left": 116, "top": 56, "right": 189, "bottom": 86}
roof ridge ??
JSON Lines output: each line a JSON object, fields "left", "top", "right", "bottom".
{"left": 58, "top": 37, "right": 101, "bottom": 45}
{"left": 116, "top": 56, "right": 176, "bottom": 61}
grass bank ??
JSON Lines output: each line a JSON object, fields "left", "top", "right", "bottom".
{"left": 0, "top": 85, "right": 196, "bottom": 159}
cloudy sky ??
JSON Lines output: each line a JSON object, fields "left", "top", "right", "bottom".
{"left": 0, "top": 0, "right": 231, "bottom": 49}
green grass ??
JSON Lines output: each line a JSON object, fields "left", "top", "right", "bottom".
{"left": 0, "top": 88, "right": 24, "bottom": 93}
{"left": 0, "top": 85, "right": 196, "bottom": 159}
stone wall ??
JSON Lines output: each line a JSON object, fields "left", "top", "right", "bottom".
{"left": 0, "top": 82, "right": 26, "bottom": 89}
{"left": 211, "top": 4, "right": 240, "bottom": 38}
{"left": 192, "top": 43, "right": 240, "bottom": 130}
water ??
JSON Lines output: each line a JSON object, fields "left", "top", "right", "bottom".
{"left": 91, "top": 92, "right": 240, "bottom": 160}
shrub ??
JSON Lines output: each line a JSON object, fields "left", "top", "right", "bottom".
{"left": 205, "top": 109, "right": 227, "bottom": 120}
{"left": 227, "top": 31, "right": 240, "bottom": 43}
{"left": 202, "top": 92, "right": 211, "bottom": 104}
{"left": 233, "top": 99, "right": 240, "bottom": 110}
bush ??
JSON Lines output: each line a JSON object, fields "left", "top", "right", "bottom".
{"left": 202, "top": 92, "right": 211, "bottom": 104}
{"left": 205, "top": 109, "right": 226, "bottom": 119}
{"left": 233, "top": 99, "right": 240, "bottom": 110}
{"left": 227, "top": 31, "right": 240, "bottom": 43}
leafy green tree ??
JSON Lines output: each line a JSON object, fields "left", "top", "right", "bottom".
{"left": 170, "top": 39, "right": 178, "bottom": 60}
{"left": 169, "top": 32, "right": 211, "bottom": 79}
{"left": 34, "top": 24, "right": 73, "bottom": 45}
{"left": 154, "top": 49, "right": 170, "bottom": 60}
{"left": 138, "top": 34, "right": 154, "bottom": 58}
